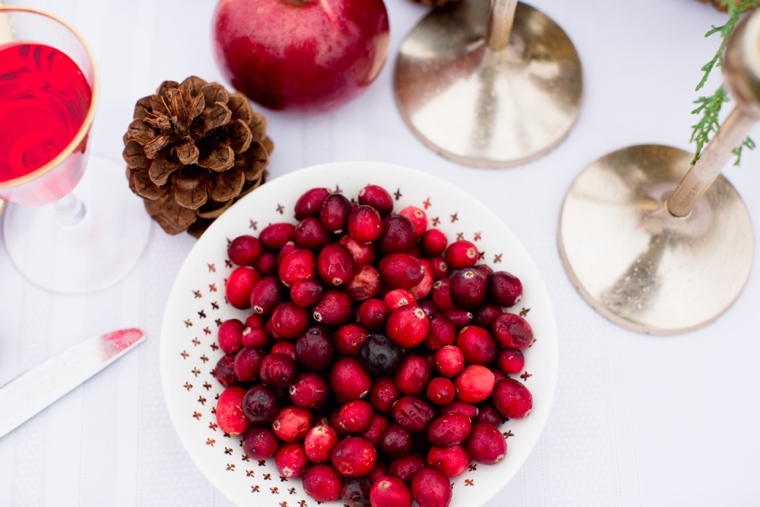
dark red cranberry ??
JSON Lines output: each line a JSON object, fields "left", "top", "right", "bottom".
{"left": 329, "top": 409, "right": 351, "bottom": 438}
{"left": 226, "top": 266, "right": 260, "bottom": 309}
{"left": 218, "top": 318, "right": 244, "bottom": 355}
{"left": 450, "top": 267, "right": 488, "bottom": 309}
{"left": 455, "top": 364, "right": 495, "bottom": 403}
{"left": 380, "top": 423, "right": 413, "bottom": 458}
{"left": 277, "top": 241, "right": 298, "bottom": 266}
{"left": 377, "top": 214, "right": 416, "bottom": 255}
{"left": 271, "top": 341, "right": 296, "bottom": 360}
{"left": 318, "top": 243, "right": 355, "bottom": 286}
{"left": 489, "top": 271, "right": 523, "bottom": 307}
{"left": 358, "top": 299, "right": 390, "bottom": 330}
{"left": 234, "top": 346, "right": 266, "bottom": 382}
{"left": 430, "top": 257, "right": 450, "bottom": 279}
{"left": 368, "top": 462, "right": 387, "bottom": 484}
{"left": 360, "top": 414, "right": 389, "bottom": 446}
{"left": 439, "top": 400, "right": 479, "bottom": 419}
{"left": 492, "top": 313, "right": 535, "bottom": 349}
{"left": 378, "top": 253, "right": 424, "bottom": 289}
{"left": 304, "top": 424, "right": 339, "bottom": 463}
{"left": 294, "top": 187, "right": 330, "bottom": 220}
{"left": 275, "top": 442, "right": 310, "bottom": 478}
{"left": 370, "top": 476, "right": 412, "bottom": 507}
{"left": 254, "top": 251, "right": 278, "bottom": 276}
{"left": 278, "top": 248, "right": 316, "bottom": 286}
{"left": 289, "top": 279, "right": 323, "bottom": 307}
{"left": 426, "top": 445, "right": 469, "bottom": 478}
{"left": 369, "top": 377, "right": 402, "bottom": 414}
{"left": 213, "top": 355, "right": 238, "bottom": 388}
{"left": 303, "top": 464, "right": 344, "bottom": 502}
{"left": 498, "top": 347, "right": 525, "bottom": 374}
{"left": 465, "top": 422, "right": 507, "bottom": 464}
{"left": 445, "top": 308, "right": 474, "bottom": 329}
{"left": 250, "top": 276, "right": 285, "bottom": 316}
{"left": 260, "top": 353, "right": 298, "bottom": 389}
{"left": 391, "top": 396, "right": 435, "bottom": 434}
{"left": 259, "top": 222, "right": 296, "bottom": 251}
{"left": 358, "top": 184, "right": 394, "bottom": 216}
{"left": 339, "top": 235, "right": 376, "bottom": 266}
{"left": 329, "top": 358, "right": 372, "bottom": 400}
{"left": 270, "top": 302, "right": 309, "bottom": 339}
{"left": 493, "top": 378, "right": 533, "bottom": 419}
{"left": 386, "top": 306, "right": 430, "bottom": 349}
{"left": 475, "top": 402, "right": 505, "bottom": 426}
{"left": 242, "top": 385, "right": 280, "bottom": 423}
{"left": 334, "top": 324, "right": 369, "bottom": 356}
{"left": 289, "top": 372, "right": 330, "bottom": 409}
{"left": 313, "top": 290, "right": 352, "bottom": 326}
{"left": 424, "top": 315, "right": 456, "bottom": 351}
{"left": 445, "top": 240, "right": 479, "bottom": 269}
{"left": 295, "top": 326, "right": 335, "bottom": 372}
{"left": 245, "top": 313, "right": 265, "bottom": 329}
{"left": 393, "top": 355, "right": 431, "bottom": 396}
{"left": 216, "top": 386, "right": 249, "bottom": 436}
{"left": 241, "top": 326, "right": 268, "bottom": 348}
{"left": 431, "top": 278, "right": 454, "bottom": 312}
{"left": 342, "top": 477, "right": 372, "bottom": 507}
{"left": 228, "top": 235, "right": 262, "bottom": 266}
{"left": 427, "top": 413, "right": 472, "bottom": 448}
{"left": 420, "top": 229, "right": 447, "bottom": 257}
{"left": 320, "top": 193, "right": 352, "bottom": 233}
{"left": 474, "top": 303, "right": 505, "bottom": 327}
{"left": 418, "top": 299, "right": 439, "bottom": 319}
{"left": 348, "top": 205, "right": 383, "bottom": 242}
{"left": 337, "top": 400, "right": 375, "bottom": 433}
{"left": 359, "top": 334, "right": 404, "bottom": 377}
{"left": 331, "top": 437, "right": 377, "bottom": 477}
{"left": 272, "top": 406, "right": 313, "bottom": 442}
{"left": 409, "top": 259, "right": 434, "bottom": 299}
{"left": 426, "top": 377, "right": 456, "bottom": 406}
{"left": 294, "top": 217, "right": 332, "bottom": 250}
{"left": 242, "top": 425, "right": 279, "bottom": 459}
{"left": 344, "top": 265, "right": 381, "bottom": 301}
{"left": 388, "top": 453, "right": 426, "bottom": 483}
{"left": 492, "top": 368, "right": 507, "bottom": 383}
{"left": 412, "top": 466, "right": 452, "bottom": 506}
{"left": 399, "top": 206, "right": 427, "bottom": 237}
{"left": 456, "top": 326, "right": 497, "bottom": 365}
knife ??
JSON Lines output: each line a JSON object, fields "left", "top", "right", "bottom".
{"left": 0, "top": 328, "right": 145, "bottom": 439}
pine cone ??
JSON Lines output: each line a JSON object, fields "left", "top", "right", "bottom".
{"left": 410, "top": 0, "right": 460, "bottom": 7}
{"left": 123, "top": 76, "right": 273, "bottom": 238}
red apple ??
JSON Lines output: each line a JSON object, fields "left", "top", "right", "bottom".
{"left": 212, "top": 0, "right": 390, "bottom": 113}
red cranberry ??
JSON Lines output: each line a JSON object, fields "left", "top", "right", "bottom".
{"left": 493, "top": 378, "right": 533, "bottom": 419}
{"left": 348, "top": 205, "right": 383, "bottom": 242}
{"left": 384, "top": 288, "right": 416, "bottom": 311}
{"left": 420, "top": 229, "right": 447, "bottom": 257}
{"left": 430, "top": 257, "right": 450, "bottom": 279}
{"left": 337, "top": 400, "right": 375, "bottom": 433}
{"left": 218, "top": 319, "right": 244, "bottom": 355}
{"left": 492, "top": 313, "right": 535, "bottom": 349}
{"left": 418, "top": 299, "right": 439, "bottom": 319}
{"left": 318, "top": 243, "right": 355, "bottom": 286}
{"left": 445, "top": 240, "right": 479, "bottom": 269}
{"left": 409, "top": 259, "right": 434, "bottom": 299}
{"left": 369, "top": 377, "right": 401, "bottom": 414}
{"left": 427, "top": 413, "right": 472, "bottom": 448}
{"left": 242, "top": 425, "right": 279, "bottom": 459}
{"left": 434, "top": 345, "right": 465, "bottom": 378}
{"left": 474, "top": 303, "right": 505, "bottom": 327}
{"left": 242, "top": 384, "right": 280, "bottom": 423}
{"left": 425, "top": 315, "right": 456, "bottom": 351}
{"left": 391, "top": 396, "right": 435, "bottom": 434}
{"left": 386, "top": 306, "right": 430, "bottom": 349}
{"left": 329, "top": 358, "right": 372, "bottom": 400}
{"left": 489, "top": 271, "right": 523, "bottom": 307}
{"left": 228, "top": 235, "right": 262, "bottom": 266}
{"left": 216, "top": 386, "right": 249, "bottom": 436}
{"left": 426, "top": 445, "right": 469, "bottom": 478}
{"left": 294, "top": 187, "right": 330, "bottom": 220}
{"left": 498, "top": 347, "right": 525, "bottom": 374}
{"left": 431, "top": 279, "right": 454, "bottom": 312}
{"left": 444, "top": 308, "right": 473, "bottom": 329}
{"left": 334, "top": 324, "right": 369, "bottom": 356}
{"left": 475, "top": 402, "right": 505, "bottom": 426}
{"left": 455, "top": 365, "right": 495, "bottom": 403}
{"left": 439, "top": 400, "right": 479, "bottom": 419}
{"left": 295, "top": 217, "right": 332, "bottom": 250}
{"left": 370, "top": 476, "right": 412, "bottom": 507}
{"left": 359, "top": 334, "right": 404, "bottom": 377}
{"left": 378, "top": 253, "right": 424, "bottom": 289}
{"left": 304, "top": 424, "right": 339, "bottom": 463}
{"left": 331, "top": 437, "right": 377, "bottom": 477}
{"left": 378, "top": 214, "right": 416, "bottom": 254}
{"left": 394, "top": 355, "right": 431, "bottom": 396}
{"left": 250, "top": 276, "right": 285, "bottom": 316}
{"left": 358, "top": 185, "right": 394, "bottom": 216}
{"left": 259, "top": 222, "right": 296, "bottom": 251}
{"left": 345, "top": 265, "right": 381, "bottom": 301}
{"left": 492, "top": 368, "right": 507, "bottom": 383}
{"left": 342, "top": 477, "right": 372, "bottom": 507}
{"left": 320, "top": 193, "right": 352, "bottom": 233}
{"left": 450, "top": 267, "right": 488, "bottom": 309}
{"left": 278, "top": 248, "right": 316, "bottom": 286}
{"left": 295, "top": 326, "right": 335, "bottom": 372}
{"left": 399, "top": 206, "right": 427, "bottom": 237}
{"left": 289, "top": 373, "right": 330, "bottom": 409}
{"left": 313, "top": 290, "right": 352, "bottom": 326}
{"left": 412, "top": 466, "right": 453, "bottom": 506}
{"left": 380, "top": 423, "right": 413, "bottom": 458}
{"left": 303, "top": 464, "right": 344, "bottom": 502}
{"left": 368, "top": 462, "right": 387, "bottom": 484}
{"left": 277, "top": 241, "right": 298, "bottom": 266}
{"left": 329, "top": 409, "right": 351, "bottom": 438}
{"left": 360, "top": 414, "right": 389, "bottom": 446}
{"left": 465, "top": 422, "right": 507, "bottom": 464}
{"left": 245, "top": 313, "right": 265, "bottom": 329}
{"left": 226, "top": 266, "right": 260, "bottom": 309}
{"left": 260, "top": 353, "right": 298, "bottom": 389}
{"left": 275, "top": 442, "right": 310, "bottom": 478}
{"left": 387, "top": 454, "right": 424, "bottom": 485}
{"left": 456, "top": 326, "right": 497, "bottom": 365}
{"left": 254, "top": 251, "right": 278, "bottom": 276}
{"left": 213, "top": 355, "right": 238, "bottom": 388}
{"left": 426, "top": 377, "right": 456, "bottom": 406}
{"left": 272, "top": 406, "right": 313, "bottom": 442}
{"left": 358, "top": 299, "right": 390, "bottom": 330}
{"left": 289, "top": 279, "right": 324, "bottom": 307}
{"left": 339, "top": 234, "right": 376, "bottom": 266}
{"left": 234, "top": 346, "right": 266, "bottom": 382}
{"left": 270, "top": 302, "right": 309, "bottom": 339}
{"left": 241, "top": 326, "right": 268, "bottom": 348}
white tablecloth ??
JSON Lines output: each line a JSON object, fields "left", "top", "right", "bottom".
{"left": 2, "top": 0, "right": 760, "bottom": 505}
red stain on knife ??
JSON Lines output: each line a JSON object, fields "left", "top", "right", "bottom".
{"left": 99, "top": 329, "right": 145, "bottom": 361}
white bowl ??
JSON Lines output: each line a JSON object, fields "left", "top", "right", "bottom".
{"left": 160, "top": 161, "right": 558, "bottom": 506}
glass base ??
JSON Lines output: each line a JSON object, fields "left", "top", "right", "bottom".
{"left": 3, "top": 156, "right": 152, "bottom": 294}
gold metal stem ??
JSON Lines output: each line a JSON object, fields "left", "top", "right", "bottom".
{"left": 667, "top": 108, "right": 755, "bottom": 217}
{"left": 486, "top": 0, "right": 518, "bottom": 52}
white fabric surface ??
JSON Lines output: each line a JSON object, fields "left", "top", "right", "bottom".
{"left": 1, "top": 0, "right": 760, "bottom": 505}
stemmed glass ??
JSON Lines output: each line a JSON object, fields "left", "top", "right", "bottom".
{"left": 0, "top": 6, "right": 151, "bottom": 293}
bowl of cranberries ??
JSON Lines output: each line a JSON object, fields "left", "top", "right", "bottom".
{"left": 160, "top": 161, "right": 558, "bottom": 506}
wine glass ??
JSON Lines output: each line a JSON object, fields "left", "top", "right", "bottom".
{"left": 0, "top": 6, "right": 151, "bottom": 294}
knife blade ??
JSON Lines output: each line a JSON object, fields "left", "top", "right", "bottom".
{"left": 0, "top": 328, "right": 145, "bottom": 439}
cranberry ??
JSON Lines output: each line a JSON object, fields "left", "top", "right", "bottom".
{"left": 234, "top": 346, "right": 266, "bottom": 382}
{"left": 426, "top": 377, "right": 456, "bottom": 406}
{"left": 303, "top": 464, "right": 344, "bottom": 502}
{"left": 425, "top": 315, "right": 456, "bottom": 351}
{"left": 218, "top": 319, "right": 244, "bottom": 355}
{"left": 345, "top": 265, "right": 381, "bottom": 301}
{"left": 430, "top": 257, "right": 450, "bottom": 279}
{"left": 334, "top": 324, "right": 369, "bottom": 356}
{"left": 320, "top": 193, "right": 352, "bottom": 233}
{"left": 384, "top": 288, "right": 416, "bottom": 311}
{"left": 377, "top": 214, "right": 416, "bottom": 255}
{"left": 391, "top": 396, "right": 435, "bottom": 434}
{"left": 254, "top": 251, "right": 278, "bottom": 276}
{"left": 272, "top": 406, "right": 313, "bottom": 442}
{"left": 418, "top": 299, "right": 439, "bottom": 319}
{"left": 456, "top": 326, "right": 497, "bottom": 365}
{"left": 295, "top": 217, "right": 332, "bottom": 250}
{"left": 242, "top": 425, "right": 280, "bottom": 459}
{"left": 358, "top": 184, "right": 394, "bottom": 216}
{"left": 498, "top": 347, "right": 525, "bottom": 374}
{"left": 386, "top": 306, "right": 430, "bottom": 349}
{"left": 426, "top": 445, "right": 469, "bottom": 478}
{"left": 455, "top": 365, "right": 495, "bottom": 403}
{"left": 277, "top": 241, "right": 298, "bottom": 266}
{"left": 359, "top": 334, "right": 404, "bottom": 377}
{"left": 304, "top": 424, "right": 339, "bottom": 463}
{"left": 331, "top": 437, "right": 377, "bottom": 477}
{"left": 289, "top": 279, "right": 324, "bottom": 307}
{"left": 270, "top": 302, "right": 309, "bottom": 339}
{"left": 313, "top": 290, "right": 352, "bottom": 326}
{"left": 431, "top": 279, "right": 454, "bottom": 312}
{"left": 216, "top": 386, "right": 249, "bottom": 436}
{"left": 250, "top": 276, "right": 285, "bottom": 316}
{"left": 370, "top": 476, "right": 412, "bottom": 507}
{"left": 368, "top": 462, "right": 387, "bottom": 484}
{"left": 270, "top": 342, "right": 295, "bottom": 361}
{"left": 474, "top": 303, "right": 505, "bottom": 327}
{"left": 427, "top": 413, "right": 472, "bottom": 448}
{"left": 225, "top": 266, "right": 260, "bottom": 309}
{"left": 394, "top": 355, "right": 431, "bottom": 396}
{"left": 444, "top": 308, "right": 474, "bottom": 329}
{"left": 213, "top": 355, "right": 238, "bottom": 388}
{"left": 289, "top": 373, "right": 330, "bottom": 409}
{"left": 278, "top": 248, "right": 316, "bottom": 286}
{"left": 245, "top": 313, "right": 265, "bottom": 329}
{"left": 339, "top": 234, "right": 376, "bottom": 266}
{"left": 259, "top": 222, "right": 296, "bottom": 251}
{"left": 409, "top": 259, "right": 434, "bottom": 299}
{"left": 412, "top": 466, "right": 452, "bottom": 506}
{"left": 242, "top": 385, "right": 280, "bottom": 423}
{"left": 260, "top": 353, "right": 298, "bottom": 389}
{"left": 399, "top": 206, "right": 427, "bottom": 237}
{"left": 420, "top": 229, "right": 447, "bottom": 257}
{"left": 369, "top": 377, "right": 401, "bottom": 414}
{"left": 348, "top": 205, "right": 383, "bottom": 242}
{"left": 450, "top": 268, "right": 488, "bottom": 309}
{"left": 465, "top": 422, "right": 507, "bottom": 464}
{"left": 489, "top": 271, "right": 523, "bottom": 307}
{"left": 329, "top": 409, "right": 351, "bottom": 438}
{"left": 475, "top": 403, "right": 505, "bottom": 427}
{"left": 275, "top": 442, "right": 310, "bottom": 478}
{"left": 358, "top": 299, "right": 390, "bottom": 330}
{"left": 228, "top": 235, "right": 262, "bottom": 266}
{"left": 493, "top": 378, "right": 533, "bottom": 419}
{"left": 492, "top": 368, "right": 507, "bottom": 383}
{"left": 434, "top": 345, "right": 465, "bottom": 378}
{"left": 342, "top": 477, "right": 372, "bottom": 507}
{"left": 241, "top": 326, "right": 268, "bottom": 348}
{"left": 360, "top": 414, "right": 389, "bottom": 446}
{"left": 439, "top": 401, "right": 479, "bottom": 419}
{"left": 329, "top": 358, "right": 372, "bottom": 400}
{"left": 317, "top": 243, "right": 355, "bottom": 286}
{"left": 295, "top": 326, "right": 335, "bottom": 372}
{"left": 380, "top": 423, "right": 413, "bottom": 458}
{"left": 337, "top": 400, "right": 375, "bottom": 433}
{"left": 294, "top": 187, "right": 330, "bottom": 220}
{"left": 492, "top": 313, "right": 535, "bottom": 349}
{"left": 378, "top": 253, "right": 424, "bottom": 289}
{"left": 388, "top": 453, "right": 426, "bottom": 484}
{"left": 445, "top": 240, "right": 479, "bottom": 269}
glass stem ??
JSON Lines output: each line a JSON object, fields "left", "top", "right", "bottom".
{"left": 486, "top": 0, "right": 518, "bottom": 52}
{"left": 53, "top": 193, "right": 86, "bottom": 227}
